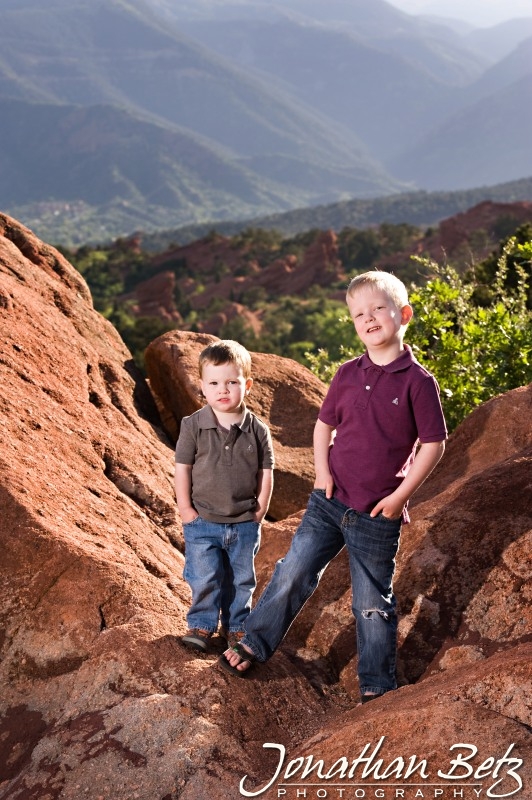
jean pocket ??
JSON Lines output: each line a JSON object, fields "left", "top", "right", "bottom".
{"left": 358, "top": 511, "right": 401, "bottom": 536}
{"left": 373, "top": 514, "right": 402, "bottom": 537}
{"left": 379, "top": 512, "right": 402, "bottom": 523}
{"left": 183, "top": 515, "right": 202, "bottom": 527}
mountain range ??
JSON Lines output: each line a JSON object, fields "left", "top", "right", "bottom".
{"left": 1, "top": 0, "right": 531, "bottom": 243}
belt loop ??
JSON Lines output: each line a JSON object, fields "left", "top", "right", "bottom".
{"left": 341, "top": 508, "right": 356, "bottom": 528}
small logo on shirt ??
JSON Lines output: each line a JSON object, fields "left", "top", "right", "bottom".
{"left": 392, "top": 397, "right": 399, "bottom": 405}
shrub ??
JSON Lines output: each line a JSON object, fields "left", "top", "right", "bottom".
{"left": 306, "top": 236, "right": 532, "bottom": 431}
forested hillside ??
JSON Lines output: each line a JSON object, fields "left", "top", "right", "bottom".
{"left": 63, "top": 201, "right": 532, "bottom": 430}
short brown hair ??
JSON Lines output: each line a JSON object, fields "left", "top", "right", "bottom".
{"left": 198, "top": 340, "right": 252, "bottom": 379}
{"left": 347, "top": 270, "right": 409, "bottom": 309}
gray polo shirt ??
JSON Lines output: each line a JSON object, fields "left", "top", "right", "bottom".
{"left": 175, "top": 404, "right": 275, "bottom": 523}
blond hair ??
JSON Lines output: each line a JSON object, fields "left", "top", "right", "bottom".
{"left": 347, "top": 270, "right": 409, "bottom": 309}
{"left": 198, "top": 340, "right": 252, "bottom": 379}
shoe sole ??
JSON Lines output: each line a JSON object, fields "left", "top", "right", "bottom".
{"left": 182, "top": 636, "right": 209, "bottom": 652}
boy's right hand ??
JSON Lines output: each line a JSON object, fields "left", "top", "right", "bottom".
{"left": 180, "top": 509, "right": 199, "bottom": 524}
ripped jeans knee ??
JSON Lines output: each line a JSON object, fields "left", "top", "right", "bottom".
{"left": 361, "top": 607, "right": 394, "bottom": 622}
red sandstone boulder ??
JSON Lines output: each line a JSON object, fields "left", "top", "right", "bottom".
{"left": 284, "top": 645, "right": 531, "bottom": 800}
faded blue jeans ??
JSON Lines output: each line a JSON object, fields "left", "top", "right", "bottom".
{"left": 183, "top": 517, "right": 261, "bottom": 633}
{"left": 241, "top": 489, "right": 401, "bottom": 696}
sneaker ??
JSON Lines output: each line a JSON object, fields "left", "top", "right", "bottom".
{"left": 181, "top": 629, "right": 213, "bottom": 652}
{"left": 360, "top": 692, "right": 385, "bottom": 704}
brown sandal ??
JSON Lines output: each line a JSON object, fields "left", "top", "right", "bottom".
{"left": 218, "top": 642, "right": 256, "bottom": 678}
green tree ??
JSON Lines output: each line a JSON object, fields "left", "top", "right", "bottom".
{"left": 467, "top": 223, "right": 532, "bottom": 309}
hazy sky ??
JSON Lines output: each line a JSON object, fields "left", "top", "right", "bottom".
{"left": 387, "top": 0, "right": 532, "bottom": 27}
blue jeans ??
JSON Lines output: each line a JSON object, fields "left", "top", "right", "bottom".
{"left": 183, "top": 517, "right": 261, "bottom": 633}
{"left": 241, "top": 489, "right": 401, "bottom": 696}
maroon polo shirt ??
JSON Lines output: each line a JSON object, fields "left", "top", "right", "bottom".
{"left": 318, "top": 345, "right": 447, "bottom": 522}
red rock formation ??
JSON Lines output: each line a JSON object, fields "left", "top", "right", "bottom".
{"left": 195, "top": 300, "right": 263, "bottom": 337}
{"left": 382, "top": 200, "right": 532, "bottom": 271}
{"left": 431, "top": 200, "right": 532, "bottom": 261}
{"left": 151, "top": 230, "right": 261, "bottom": 276}
{"left": 120, "top": 270, "right": 183, "bottom": 322}
{"left": 124, "top": 203, "right": 532, "bottom": 343}
{"left": 147, "top": 229, "right": 347, "bottom": 339}
{"left": 1, "top": 213, "right": 530, "bottom": 800}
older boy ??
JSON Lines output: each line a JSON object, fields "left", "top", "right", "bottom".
{"left": 175, "top": 340, "right": 274, "bottom": 653}
{"left": 219, "top": 272, "right": 446, "bottom": 701}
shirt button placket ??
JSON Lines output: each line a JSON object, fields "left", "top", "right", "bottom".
{"left": 222, "top": 432, "right": 234, "bottom": 465}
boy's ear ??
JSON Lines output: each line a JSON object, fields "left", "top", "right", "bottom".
{"left": 245, "top": 377, "right": 253, "bottom": 394}
{"left": 401, "top": 304, "right": 414, "bottom": 325}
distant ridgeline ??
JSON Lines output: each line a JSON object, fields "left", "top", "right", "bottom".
{"left": 140, "top": 178, "right": 532, "bottom": 251}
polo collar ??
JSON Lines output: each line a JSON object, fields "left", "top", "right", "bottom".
{"left": 196, "top": 403, "right": 252, "bottom": 430}
{"left": 359, "top": 344, "right": 415, "bottom": 373}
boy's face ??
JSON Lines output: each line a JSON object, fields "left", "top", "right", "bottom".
{"left": 346, "top": 287, "right": 412, "bottom": 351}
{"left": 200, "top": 361, "right": 252, "bottom": 415}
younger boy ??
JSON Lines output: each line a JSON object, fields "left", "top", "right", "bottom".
{"left": 220, "top": 272, "right": 447, "bottom": 701}
{"left": 175, "top": 340, "right": 274, "bottom": 652}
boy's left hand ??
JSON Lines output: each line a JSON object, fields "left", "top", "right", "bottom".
{"left": 370, "top": 494, "right": 404, "bottom": 520}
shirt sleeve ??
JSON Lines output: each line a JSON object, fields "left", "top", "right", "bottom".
{"left": 174, "top": 416, "right": 198, "bottom": 464}
{"left": 317, "top": 366, "right": 342, "bottom": 428}
{"left": 255, "top": 418, "right": 275, "bottom": 469}
{"left": 412, "top": 374, "right": 448, "bottom": 443}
